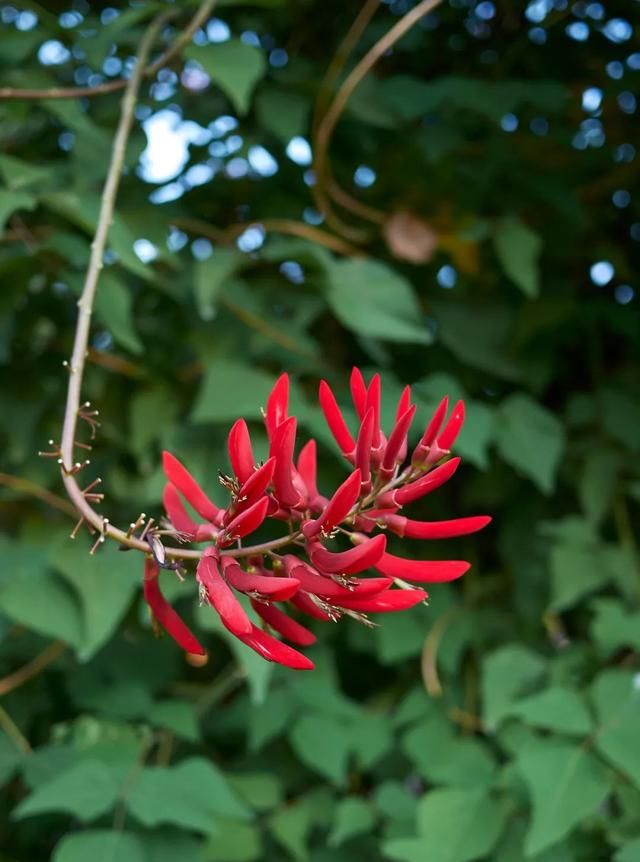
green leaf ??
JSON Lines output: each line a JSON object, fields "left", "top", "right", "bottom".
{"left": 482, "top": 645, "right": 546, "bottom": 730}
{"left": 290, "top": 714, "right": 351, "bottom": 785}
{"left": 0, "top": 569, "right": 84, "bottom": 649}
{"left": 549, "top": 531, "right": 610, "bottom": 612}
{"left": 579, "top": 448, "right": 621, "bottom": 525}
{"left": 496, "top": 394, "right": 565, "bottom": 493}
{"left": 204, "top": 818, "right": 262, "bottom": 861}
{"left": 14, "top": 759, "right": 121, "bottom": 821}
{"left": 194, "top": 249, "right": 243, "bottom": 320}
{"left": 614, "top": 838, "right": 640, "bottom": 862}
{"left": 494, "top": 217, "right": 542, "bottom": 298}
{"left": 52, "top": 830, "right": 148, "bottom": 862}
{"left": 49, "top": 538, "right": 140, "bottom": 661}
{"left": 402, "top": 712, "right": 496, "bottom": 787}
{"left": 516, "top": 739, "right": 611, "bottom": 856}
{"left": 256, "top": 87, "right": 310, "bottom": 143}
{"left": 384, "top": 788, "right": 506, "bottom": 862}
{"left": 228, "top": 773, "right": 283, "bottom": 811}
{"left": 591, "top": 599, "right": 640, "bottom": 657}
{"left": 326, "top": 259, "right": 432, "bottom": 345}
{"left": 591, "top": 670, "right": 640, "bottom": 790}
{"left": 0, "top": 154, "right": 53, "bottom": 192}
{"left": 508, "top": 686, "right": 592, "bottom": 735}
{"left": 192, "top": 360, "right": 277, "bottom": 424}
{"left": 0, "top": 189, "right": 37, "bottom": 230}
{"left": 127, "top": 758, "right": 251, "bottom": 833}
{"left": 94, "top": 271, "right": 143, "bottom": 354}
{"left": 328, "top": 798, "right": 376, "bottom": 847}
{"left": 269, "top": 790, "right": 333, "bottom": 862}
{"left": 185, "top": 40, "right": 266, "bottom": 114}
{"left": 151, "top": 700, "right": 200, "bottom": 742}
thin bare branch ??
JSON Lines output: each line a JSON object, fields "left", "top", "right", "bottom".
{"left": 0, "top": 641, "right": 66, "bottom": 697}
{"left": 0, "top": 472, "right": 77, "bottom": 518}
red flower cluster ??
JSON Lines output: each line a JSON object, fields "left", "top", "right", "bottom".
{"left": 143, "top": 369, "right": 490, "bottom": 670}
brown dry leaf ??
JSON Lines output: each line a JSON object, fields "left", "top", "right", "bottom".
{"left": 383, "top": 210, "right": 439, "bottom": 264}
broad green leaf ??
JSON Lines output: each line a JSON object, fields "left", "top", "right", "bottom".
{"left": 0, "top": 154, "right": 53, "bottom": 192}
{"left": 549, "top": 535, "right": 609, "bottom": 611}
{"left": 516, "top": 739, "right": 611, "bottom": 856}
{"left": 384, "top": 788, "right": 506, "bottom": 862}
{"left": 185, "top": 40, "right": 266, "bottom": 114}
{"left": 151, "top": 700, "right": 200, "bottom": 742}
{"left": 194, "top": 249, "right": 243, "bottom": 320}
{"left": 192, "top": 360, "right": 277, "bottom": 424}
{"left": 615, "top": 838, "right": 640, "bottom": 862}
{"left": 508, "top": 686, "right": 592, "bottom": 735}
{"left": 290, "top": 714, "right": 351, "bottom": 785}
{"left": 127, "top": 758, "right": 251, "bottom": 833}
{"left": 326, "top": 259, "right": 432, "bottom": 344}
{"left": 494, "top": 217, "right": 542, "bottom": 298}
{"left": 204, "top": 818, "right": 262, "bottom": 861}
{"left": 599, "top": 387, "right": 640, "bottom": 452}
{"left": 256, "top": 87, "right": 310, "bottom": 143}
{"left": 0, "top": 189, "right": 37, "bottom": 230}
{"left": 402, "top": 712, "right": 496, "bottom": 787}
{"left": 94, "top": 271, "right": 143, "bottom": 354}
{"left": 579, "top": 448, "right": 621, "bottom": 525}
{"left": 350, "top": 712, "right": 394, "bottom": 770}
{"left": 496, "top": 394, "right": 565, "bottom": 493}
{"left": 591, "top": 670, "right": 640, "bottom": 790}
{"left": 229, "top": 773, "right": 283, "bottom": 811}
{"left": 52, "top": 831, "right": 148, "bottom": 862}
{"left": 0, "top": 570, "right": 84, "bottom": 649}
{"left": 269, "top": 789, "right": 333, "bottom": 862}
{"left": 328, "top": 798, "right": 376, "bottom": 847}
{"left": 591, "top": 599, "right": 640, "bottom": 656}
{"left": 482, "top": 645, "right": 546, "bottom": 730}
{"left": 14, "top": 759, "right": 121, "bottom": 821}
{"left": 49, "top": 537, "right": 140, "bottom": 661}
{"left": 248, "top": 688, "right": 295, "bottom": 750}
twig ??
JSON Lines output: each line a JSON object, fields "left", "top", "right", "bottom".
{"left": 420, "top": 606, "right": 462, "bottom": 697}
{"left": 0, "top": 472, "right": 77, "bottom": 518}
{"left": 0, "top": 704, "right": 32, "bottom": 755}
{"left": 313, "top": 0, "right": 444, "bottom": 237}
{"left": 0, "top": 1, "right": 216, "bottom": 101}
{"left": 0, "top": 641, "right": 66, "bottom": 697}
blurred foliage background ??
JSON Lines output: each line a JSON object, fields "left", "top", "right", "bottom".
{"left": 1, "top": 0, "right": 640, "bottom": 860}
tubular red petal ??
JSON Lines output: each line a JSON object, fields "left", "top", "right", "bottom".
{"left": 375, "top": 554, "right": 470, "bottom": 582}
{"left": 251, "top": 599, "right": 317, "bottom": 646}
{"left": 196, "top": 551, "right": 252, "bottom": 636}
{"left": 319, "top": 380, "right": 356, "bottom": 455}
{"left": 350, "top": 367, "right": 368, "bottom": 419}
{"left": 297, "top": 440, "right": 321, "bottom": 506}
{"left": 438, "top": 400, "right": 465, "bottom": 450}
{"left": 143, "top": 559, "right": 205, "bottom": 654}
{"left": 412, "top": 396, "right": 449, "bottom": 463}
{"left": 228, "top": 419, "right": 255, "bottom": 484}
{"left": 394, "top": 386, "right": 413, "bottom": 462}
{"left": 265, "top": 373, "right": 289, "bottom": 439}
{"left": 223, "top": 560, "right": 300, "bottom": 600}
{"left": 162, "top": 483, "right": 198, "bottom": 540}
{"left": 382, "top": 405, "right": 417, "bottom": 473}
{"left": 222, "top": 496, "right": 270, "bottom": 543}
{"left": 235, "top": 457, "right": 275, "bottom": 510}
{"left": 162, "top": 451, "right": 222, "bottom": 524}
{"left": 365, "top": 374, "right": 382, "bottom": 447}
{"left": 333, "top": 588, "right": 427, "bottom": 612}
{"left": 386, "top": 514, "right": 492, "bottom": 539}
{"left": 232, "top": 622, "right": 314, "bottom": 669}
{"left": 386, "top": 457, "right": 461, "bottom": 507}
{"left": 307, "top": 533, "right": 386, "bottom": 574}
{"left": 303, "top": 468, "right": 361, "bottom": 539}
{"left": 270, "top": 416, "right": 302, "bottom": 508}
{"left": 355, "top": 408, "right": 375, "bottom": 484}
{"left": 290, "top": 591, "right": 332, "bottom": 621}
{"left": 287, "top": 560, "right": 393, "bottom": 599}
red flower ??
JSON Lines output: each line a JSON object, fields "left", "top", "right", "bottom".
{"left": 143, "top": 369, "right": 490, "bottom": 671}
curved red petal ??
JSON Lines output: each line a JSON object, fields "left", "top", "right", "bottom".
{"left": 233, "top": 457, "right": 275, "bottom": 513}
{"left": 222, "top": 496, "right": 270, "bottom": 543}
{"left": 375, "top": 553, "right": 470, "bottom": 582}
{"left": 387, "top": 457, "right": 461, "bottom": 507}
{"left": 350, "top": 367, "right": 368, "bottom": 419}
{"left": 412, "top": 396, "right": 449, "bottom": 462}
{"left": 265, "top": 373, "right": 289, "bottom": 440}
{"left": 307, "top": 533, "right": 386, "bottom": 574}
{"left": 227, "top": 418, "right": 255, "bottom": 485}
{"left": 290, "top": 591, "right": 333, "bottom": 621}
{"left": 143, "top": 559, "right": 205, "bottom": 654}
{"left": 162, "top": 483, "right": 198, "bottom": 540}
{"left": 303, "top": 468, "right": 361, "bottom": 538}
{"left": 387, "top": 514, "right": 492, "bottom": 539}
{"left": 332, "top": 588, "right": 427, "bottom": 613}
{"left": 319, "top": 380, "right": 356, "bottom": 455}
{"left": 270, "top": 417, "right": 302, "bottom": 508}
{"left": 251, "top": 599, "right": 317, "bottom": 646}
{"left": 232, "top": 622, "right": 314, "bottom": 669}
{"left": 355, "top": 408, "right": 375, "bottom": 484}
{"left": 224, "top": 562, "right": 300, "bottom": 601}
{"left": 297, "top": 439, "right": 321, "bottom": 506}
{"left": 382, "top": 405, "right": 417, "bottom": 473}
{"left": 196, "top": 552, "right": 252, "bottom": 636}
{"left": 162, "top": 451, "right": 222, "bottom": 524}
{"left": 365, "top": 373, "right": 382, "bottom": 447}
{"left": 438, "top": 400, "right": 465, "bottom": 450}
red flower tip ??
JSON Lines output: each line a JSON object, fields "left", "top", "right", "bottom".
{"left": 375, "top": 553, "right": 471, "bottom": 582}
{"left": 270, "top": 416, "right": 303, "bottom": 508}
{"left": 162, "top": 483, "right": 198, "bottom": 540}
{"left": 143, "top": 559, "right": 206, "bottom": 655}
{"left": 302, "top": 468, "right": 361, "bottom": 539}
{"left": 297, "top": 439, "right": 323, "bottom": 509}
{"left": 265, "top": 372, "right": 290, "bottom": 439}
{"left": 228, "top": 418, "right": 255, "bottom": 484}
{"left": 438, "top": 399, "right": 465, "bottom": 450}
{"left": 384, "top": 514, "right": 492, "bottom": 540}
{"left": 365, "top": 373, "right": 382, "bottom": 448}
{"left": 382, "top": 404, "right": 417, "bottom": 474}
{"left": 221, "top": 496, "right": 270, "bottom": 544}
{"left": 355, "top": 407, "right": 375, "bottom": 485}
{"left": 319, "top": 380, "right": 356, "bottom": 456}
{"left": 307, "top": 532, "right": 386, "bottom": 574}
{"left": 412, "top": 396, "right": 449, "bottom": 464}
{"left": 251, "top": 599, "right": 317, "bottom": 646}
{"left": 232, "top": 622, "right": 314, "bottom": 670}
{"left": 381, "top": 457, "right": 461, "bottom": 507}
{"left": 226, "top": 457, "right": 275, "bottom": 520}
{"left": 350, "top": 367, "right": 368, "bottom": 419}
{"left": 333, "top": 587, "right": 427, "bottom": 613}
{"left": 222, "top": 558, "right": 300, "bottom": 600}
{"left": 196, "top": 550, "right": 252, "bottom": 636}
{"left": 162, "top": 451, "right": 222, "bottom": 524}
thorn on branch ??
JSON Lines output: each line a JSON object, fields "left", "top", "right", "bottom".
{"left": 81, "top": 477, "right": 104, "bottom": 504}
{"left": 38, "top": 440, "right": 61, "bottom": 459}
{"left": 89, "top": 518, "right": 109, "bottom": 555}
